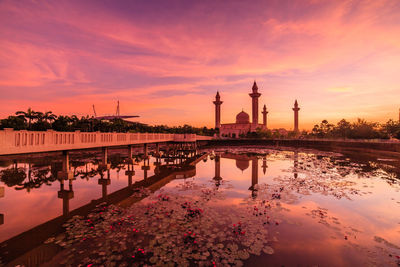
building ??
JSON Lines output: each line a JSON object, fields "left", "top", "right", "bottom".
{"left": 213, "top": 81, "right": 268, "bottom": 137}
{"left": 213, "top": 81, "right": 301, "bottom": 137}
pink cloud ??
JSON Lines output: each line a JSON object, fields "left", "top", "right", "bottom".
{"left": 0, "top": 0, "right": 399, "bottom": 129}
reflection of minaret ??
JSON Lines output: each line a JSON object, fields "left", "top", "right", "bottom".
{"left": 293, "top": 151, "right": 298, "bottom": 179}
{"left": 249, "top": 81, "right": 261, "bottom": 127}
{"left": 261, "top": 155, "right": 267, "bottom": 174}
{"left": 213, "top": 92, "right": 223, "bottom": 129}
{"left": 249, "top": 157, "right": 259, "bottom": 199}
{"left": 98, "top": 169, "right": 111, "bottom": 200}
{"left": 58, "top": 179, "right": 74, "bottom": 217}
{"left": 213, "top": 155, "right": 222, "bottom": 188}
{"left": 292, "top": 100, "right": 300, "bottom": 132}
{"left": 0, "top": 186, "right": 4, "bottom": 225}
{"left": 262, "top": 105, "right": 268, "bottom": 128}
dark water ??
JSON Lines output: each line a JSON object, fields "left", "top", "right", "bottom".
{"left": 1, "top": 146, "right": 400, "bottom": 266}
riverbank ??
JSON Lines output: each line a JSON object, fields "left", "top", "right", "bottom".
{"left": 201, "top": 139, "right": 400, "bottom": 155}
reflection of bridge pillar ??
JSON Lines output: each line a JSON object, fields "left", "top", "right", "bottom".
{"left": 141, "top": 159, "right": 150, "bottom": 179}
{"left": 156, "top": 143, "right": 160, "bottom": 156}
{"left": 100, "top": 147, "right": 111, "bottom": 169}
{"left": 98, "top": 170, "right": 111, "bottom": 200}
{"left": 144, "top": 144, "right": 148, "bottom": 158}
{"left": 128, "top": 145, "right": 134, "bottom": 159}
{"left": 125, "top": 164, "right": 135, "bottom": 187}
{"left": 249, "top": 158, "right": 259, "bottom": 199}
{"left": 58, "top": 179, "right": 74, "bottom": 217}
{"left": 261, "top": 156, "right": 268, "bottom": 175}
{"left": 0, "top": 186, "right": 4, "bottom": 225}
{"left": 57, "top": 150, "right": 74, "bottom": 180}
{"left": 294, "top": 151, "right": 298, "bottom": 179}
{"left": 213, "top": 155, "right": 222, "bottom": 188}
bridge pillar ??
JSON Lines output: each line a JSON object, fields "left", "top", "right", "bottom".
{"left": 125, "top": 163, "right": 135, "bottom": 187}
{"left": 141, "top": 158, "right": 150, "bottom": 179}
{"left": 144, "top": 143, "right": 148, "bottom": 158}
{"left": 0, "top": 186, "right": 4, "bottom": 225}
{"left": 156, "top": 143, "right": 160, "bottom": 156}
{"left": 58, "top": 179, "right": 74, "bottom": 216}
{"left": 57, "top": 150, "right": 74, "bottom": 180}
{"left": 99, "top": 147, "right": 111, "bottom": 169}
{"left": 98, "top": 169, "right": 111, "bottom": 199}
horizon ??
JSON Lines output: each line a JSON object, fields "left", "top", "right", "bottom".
{"left": 1, "top": 0, "right": 400, "bottom": 130}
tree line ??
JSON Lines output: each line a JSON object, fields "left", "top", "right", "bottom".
{"left": 0, "top": 108, "right": 218, "bottom": 136}
{"left": 308, "top": 118, "right": 400, "bottom": 139}
{"left": 251, "top": 118, "right": 400, "bottom": 140}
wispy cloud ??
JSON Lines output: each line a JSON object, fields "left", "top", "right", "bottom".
{"left": 0, "top": 0, "right": 399, "bottom": 128}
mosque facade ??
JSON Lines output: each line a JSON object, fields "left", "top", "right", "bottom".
{"left": 213, "top": 81, "right": 300, "bottom": 137}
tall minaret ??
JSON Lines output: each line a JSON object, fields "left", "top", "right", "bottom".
{"left": 262, "top": 104, "right": 268, "bottom": 128}
{"left": 249, "top": 81, "right": 261, "bottom": 127}
{"left": 213, "top": 92, "right": 223, "bottom": 129}
{"left": 292, "top": 100, "right": 300, "bottom": 132}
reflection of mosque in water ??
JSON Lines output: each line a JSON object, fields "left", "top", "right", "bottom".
{"left": 212, "top": 151, "right": 300, "bottom": 198}
{"left": 212, "top": 152, "right": 268, "bottom": 198}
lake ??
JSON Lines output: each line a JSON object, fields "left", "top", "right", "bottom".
{"left": 1, "top": 146, "right": 400, "bottom": 266}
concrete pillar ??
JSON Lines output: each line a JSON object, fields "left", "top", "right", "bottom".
{"left": 128, "top": 145, "right": 134, "bottom": 159}
{"left": 0, "top": 186, "right": 4, "bottom": 225}
{"left": 58, "top": 150, "right": 74, "bottom": 180}
{"left": 213, "top": 92, "right": 223, "bottom": 129}
{"left": 125, "top": 163, "right": 135, "bottom": 187}
{"left": 99, "top": 147, "right": 111, "bottom": 169}
{"left": 98, "top": 169, "right": 111, "bottom": 199}
{"left": 58, "top": 179, "right": 74, "bottom": 217}
{"left": 156, "top": 143, "right": 160, "bottom": 156}
{"left": 144, "top": 143, "right": 148, "bottom": 158}
{"left": 141, "top": 158, "right": 150, "bottom": 179}
{"left": 293, "top": 100, "right": 300, "bottom": 132}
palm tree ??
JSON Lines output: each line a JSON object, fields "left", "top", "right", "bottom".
{"left": 16, "top": 108, "right": 38, "bottom": 130}
{"left": 43, "top": 111, "right": 57, "bottom": 124}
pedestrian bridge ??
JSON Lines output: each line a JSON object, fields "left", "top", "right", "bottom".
{"left": 0, "top": 128, "right": 212, "bottom": 155}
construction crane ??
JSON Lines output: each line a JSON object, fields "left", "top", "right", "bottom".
{"left": 92, "top": 104, "right": 97, "bottom": 117}
{"left": 92, "top": 101, "right": 139, "bottom": 120}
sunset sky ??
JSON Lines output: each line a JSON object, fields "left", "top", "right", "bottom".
{"left": 0, "top": 0, "right": 399, "bottom": 130}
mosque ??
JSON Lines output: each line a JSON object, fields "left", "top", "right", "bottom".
{"left": 213, "top": 81, "right": 300, "bottom": 137}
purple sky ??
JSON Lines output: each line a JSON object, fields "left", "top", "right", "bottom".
{"left": 1, "top": 0, "right": 400, "bottom": 129}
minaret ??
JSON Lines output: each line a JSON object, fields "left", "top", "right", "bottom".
{"left": 249, "top": 81, "right": 261, "bottom": 127}
{"left": 213, "top": 92, "right": 223, "bottom": 129}
{"left": 292, "top": 100, "right": 300, "bottom": 132}
{"left": 262, "top": 104, "right": 268, "bottom": 128}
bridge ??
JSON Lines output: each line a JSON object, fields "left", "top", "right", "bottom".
{"left": 0, "top": 128, "right": 212, "bottom": 156}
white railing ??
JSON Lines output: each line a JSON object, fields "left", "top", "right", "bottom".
{"left": 0, "top": 129, "right": 212, "bottom": 155}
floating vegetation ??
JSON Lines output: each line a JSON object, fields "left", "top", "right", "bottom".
{"left": 40, "top": 148, "right": 400, "bottom": 266}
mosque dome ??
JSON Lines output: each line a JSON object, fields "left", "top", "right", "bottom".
{"left": 236, "top": 159, "right": 249, "bottom": 171}
{"left": 236, "top": 111, "right": 250, "bottom": 124}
